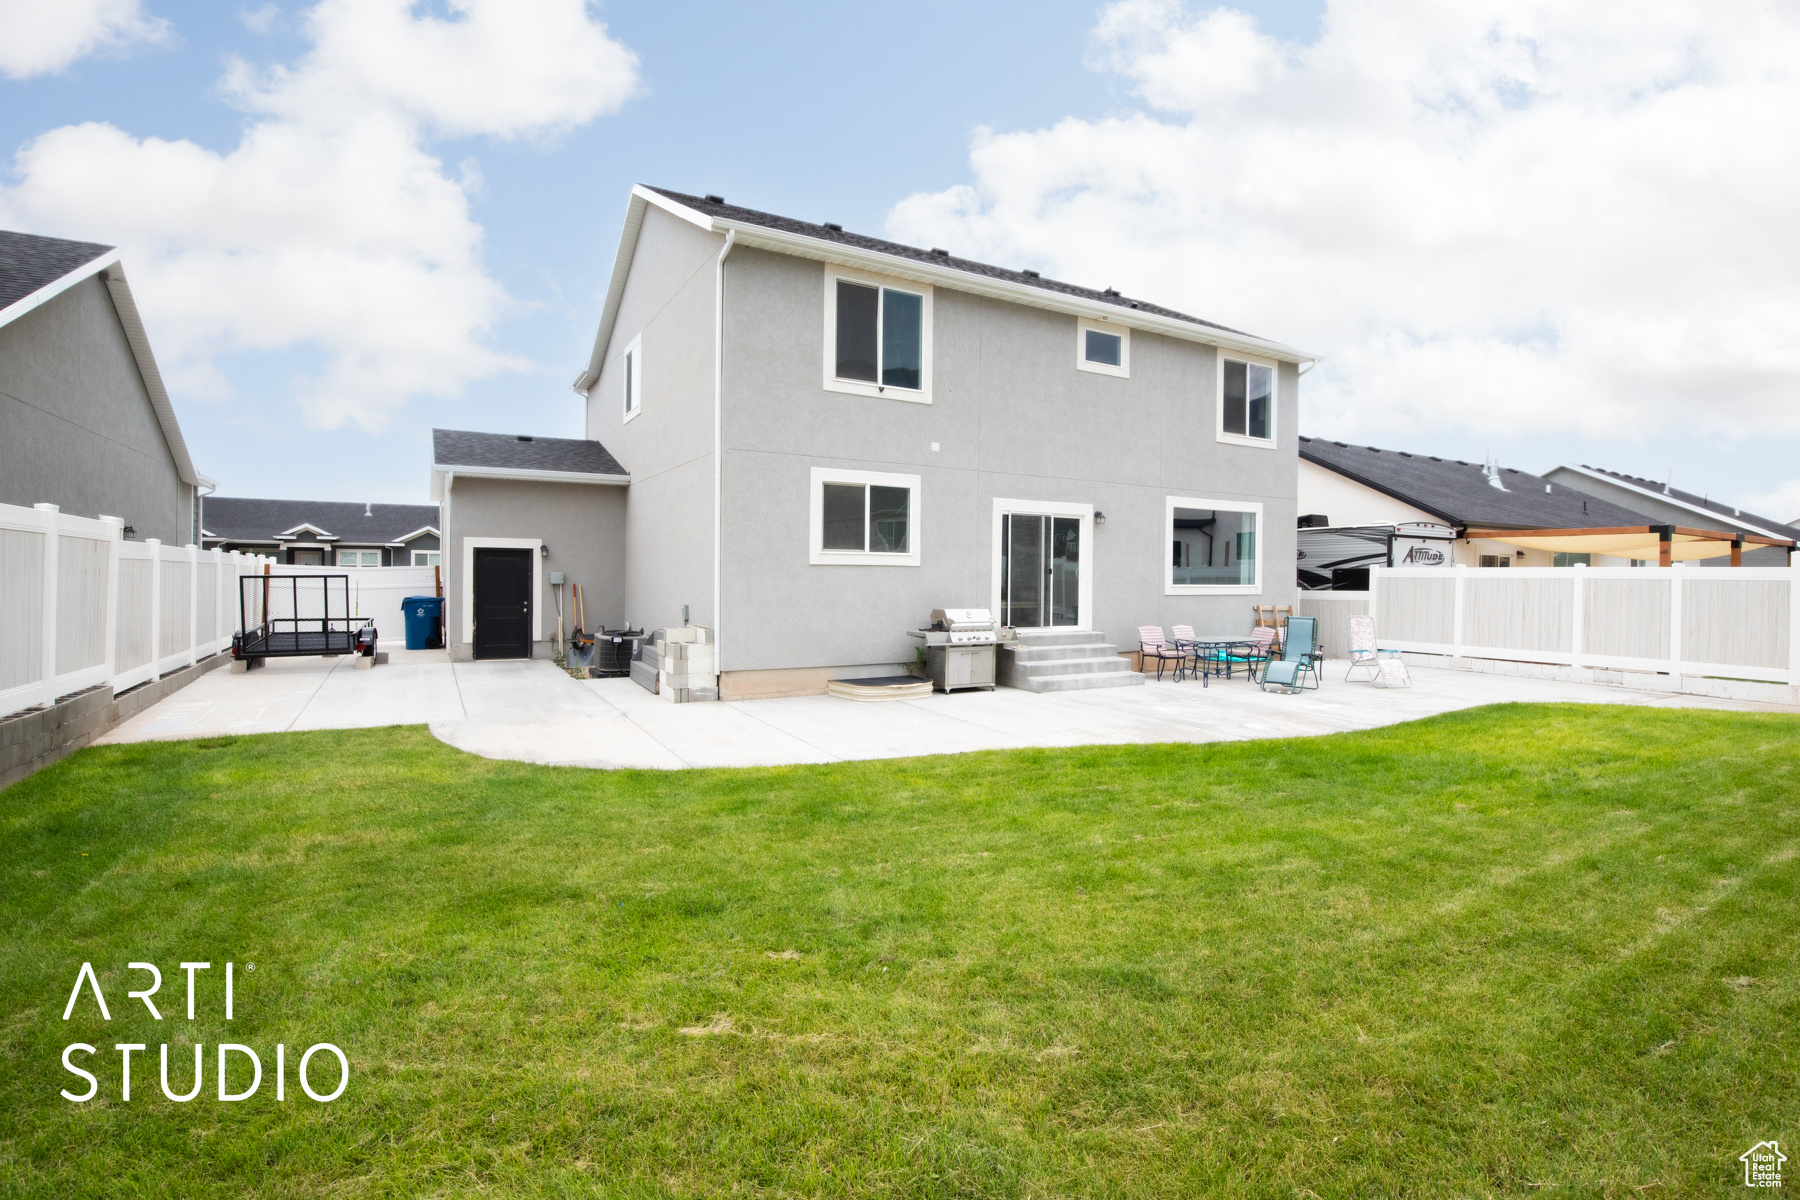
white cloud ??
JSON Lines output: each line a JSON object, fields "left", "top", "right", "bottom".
{"left": 0, "top": 0, "right": 639, "bottom": 430}
{"left": 888, "top": 0, "right": 1800, "bottom": 449}
{"left": 0, "top": 0, "right": 171, "bottom": 79}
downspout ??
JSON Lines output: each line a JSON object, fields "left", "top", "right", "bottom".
{"left": 713, "top": 228, "right": 735, "bottom": 692}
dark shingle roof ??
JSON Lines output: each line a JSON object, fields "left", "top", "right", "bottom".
{"left": 200, "top": 497, "right": 438, "bottom": 545}
{"left": 1569, "top": 466, "right": 1800, "bottom": 541}
{"left": 433, "top": 428, "right": 626, "bottom": 476}
{"left": 0, "top": 230, "right": 115, "bottom": 312}
{"left": 1299, "top": 438, "right": 1652, "bottom": 529}
{"left": 644, "top": 186, "right": 1263, "bottom": 342}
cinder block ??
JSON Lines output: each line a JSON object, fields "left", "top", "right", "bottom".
{"left": 353, "top": 655, "right": 374, "bottom": 670}
{"left": 663, "top": 627, "right": 701, "bottom": 644}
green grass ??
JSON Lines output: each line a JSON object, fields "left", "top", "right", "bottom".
{"left": 2, "top": 704, "right": 1798, "bottom": 1198}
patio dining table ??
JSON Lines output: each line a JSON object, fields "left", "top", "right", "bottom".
{"left": 1173, "top": 636, "right": 1263, "bottom": 687}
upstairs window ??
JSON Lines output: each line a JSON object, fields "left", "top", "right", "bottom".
{"left": 1077, "top": 318, "right": 1129, "bottom": 378}
{"left": 824, "top": 270, "right": 932, "bottom": 402}
{"left": 622, "top": 335, "right": 642, "bottom": 422}
{"left": 809, "top": 467, "right": 921, "bottom": 566}
{"left": 1218, "top": 355, "right": 1275, "bottom": 446}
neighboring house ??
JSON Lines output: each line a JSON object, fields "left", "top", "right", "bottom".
{"left": 0, "top": 230, "right": 206, "bottom": 543}
{"left": 433, "top": 184, "right": 1315, "bottom": 697}
{"left": 200, "top": 496, "right": 440, "bottom": 567}
{"left": 1296, "top": 438, "right": 1656, "bottom": 585}
{"left": 1542, "top": 464, "right": 1800, "bottom": 567}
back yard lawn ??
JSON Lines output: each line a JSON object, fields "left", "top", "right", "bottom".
{"left": 2, "top": 703, "right": 1797, "bottom": 1197}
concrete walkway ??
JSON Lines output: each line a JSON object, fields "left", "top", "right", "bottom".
{"left": 96, "top": 650, "right": 1800, "bottom": 770}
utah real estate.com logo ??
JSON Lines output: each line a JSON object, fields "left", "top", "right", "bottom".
{"left": 59, "top": 961, "right": 347, "bottom": 1104}
{"left": 1741, "top": 1141, "right": 1786, "bottom": 1188}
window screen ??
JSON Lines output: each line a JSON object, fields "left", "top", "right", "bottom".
{"left": 1085, "top": 329, "right": 1122, "bottom": 367}
{"left": 835, "top": 282, "right": 879, "bottom": 382}
{"left": 821, "top": 483, "right": 866, "bottom": 550}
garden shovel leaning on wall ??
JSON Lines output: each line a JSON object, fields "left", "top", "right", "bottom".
{"left": 566, "top": 582, "right": 597, "bottom": 669}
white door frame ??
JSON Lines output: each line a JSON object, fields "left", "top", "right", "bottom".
{"left": 990, "top": 498, "right": 1094, "bottom": 631}
{"left": 461, "top": 536, "right": 542, "bottom": 647}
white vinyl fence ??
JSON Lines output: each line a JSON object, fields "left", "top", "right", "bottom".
{"left": 1, "top": 502, "right": 276, "bottom": 719}
{"left": 1371, "top": 564, "right": 1800, "bottom": 684}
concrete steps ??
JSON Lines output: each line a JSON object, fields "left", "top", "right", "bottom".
{"left": 998, "top": 630, "right": 1146, "bottom": 693}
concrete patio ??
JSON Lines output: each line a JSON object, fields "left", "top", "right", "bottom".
{"left": 95, "top": 649, "right": 1800, "bottom": 770}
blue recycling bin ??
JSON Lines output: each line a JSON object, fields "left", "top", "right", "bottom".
{"left": 401, "top": 595, "right": 444, "bottom": 650}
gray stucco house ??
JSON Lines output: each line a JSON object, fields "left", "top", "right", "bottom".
{"left": 200, "top": 497, "right": 440, "bottom": 566}
{"left": 433, "top": 185, "right": 1314, "bottom": 697}
{"left": 1, "top": 230, "right": 205, "bottom": 544}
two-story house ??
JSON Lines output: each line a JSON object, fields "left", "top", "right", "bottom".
{"left": 433, "top": 186, "right": 1314, "bottom": 698}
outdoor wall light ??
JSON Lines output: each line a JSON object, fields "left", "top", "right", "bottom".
{"left": 540, "top": 544, "right": 550, "bottom": 558}
{"left": 1094, "top": 511, "right": 1106, "bottom": 525}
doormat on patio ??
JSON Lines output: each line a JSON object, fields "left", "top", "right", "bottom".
{"left": 826, "top": 675, "right": 933, "bottom": 701}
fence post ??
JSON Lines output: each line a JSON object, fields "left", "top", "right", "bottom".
{"left": 1368, "top": 565, "right": 1382, "bottom": 642}
{"left": 1452, "top": 564, "right": 1467, "bottom": 659}
{"left": 1790, "top": 562, "right": 1800, "bottom": 689}
{"left": 101, "top": 516, "right": 123, "bottom": 692}
{"left": 1667, "top": 564, "right": 1683, "bottom": 677}
{"left": 213, "top": 547, "right": 226, "bottom": 652}
{"left": 1569, "top": 562, "right": 1585, "bottom": 670}
{"left": 186, "top": 544, "right": 199, "bottom": 667}
{"left": 147, "top": 539, "right": 162, "bottom": 677}
{"left": 34, "top": 504, "right": 60, "bottom": 707}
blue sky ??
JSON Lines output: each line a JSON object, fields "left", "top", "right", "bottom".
{"left": 4, "top": 0, "right": 1796, "bottom": 520}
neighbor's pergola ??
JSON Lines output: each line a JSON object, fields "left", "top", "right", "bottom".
{"left": 1463, "top": 524, "right": 1794, "bottom": 567}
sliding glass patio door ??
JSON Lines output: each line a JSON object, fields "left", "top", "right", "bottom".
{"left": 1000, "top": 512, "right": 1081, "bottom": 629}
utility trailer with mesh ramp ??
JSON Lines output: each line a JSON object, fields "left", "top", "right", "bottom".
{"left": 232, "top": 574, "right": 377, "bottom": 666}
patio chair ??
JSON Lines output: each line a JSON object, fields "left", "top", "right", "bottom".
{"left": 1344, "top": 614, "right": 1409, "bottom": 686}
{"left": 1137, "top": 626, "right": 1189, "bottom": 682}
{"left": 1227, "top": 626, "right": 1280, "bottom": 681}
{"left": 1260, "top": 615, "right": 1322, "bottom": 694}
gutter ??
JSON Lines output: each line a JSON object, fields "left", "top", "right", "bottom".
{"left": 714, "top": 228, "right": 736, "bottom": 678}
{"left": 430, "top": 464, "right": 630, "bottom": 487}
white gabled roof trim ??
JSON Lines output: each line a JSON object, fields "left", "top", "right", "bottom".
{"left": 573, "top": 184, "right": 1317, "bottom": 395}
{"left": 277, "top": 522, "right": 338, "bottom": 540}
{"left": 98, "top": 263, "right": 202, "bottom": 488}
{"left": 434, "top": 464, "right": 631, "bottom": 487}
{"left": 391, "top": 525, "right": 440, "bottom": 543}
{"left": 1555, "top": 463, "right": 1793, "bottom": 542}
{"left": 0, "top": 246, "right": 120, "bottom": 331}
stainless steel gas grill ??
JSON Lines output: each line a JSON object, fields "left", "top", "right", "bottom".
{"left": 909, "top": 608, "right": 998, "bottom": 692}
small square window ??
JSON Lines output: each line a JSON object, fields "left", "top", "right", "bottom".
{"left": 1478, "top": 554, "right": 1512, "bottom": 568}
{"left": 411, "top": 550, "right": 441, "bottom": 567}
{"left": 810, "top": 468, "right": 921, "bottom": 566}
{"left": 1077, "top": 318, "right": 1129, "bottom": 377}
{"left": 1218, "top": 356, "right": 1276, "bottom": 446}
{"left": 337, "top": 549, "right": 380, "bottom": 567}
{"left": 1552, "top": 552, "right": 1591, "bottom": 567}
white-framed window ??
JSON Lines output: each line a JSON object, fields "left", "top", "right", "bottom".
{"left": 1217, "top": 353, "right": 1277, "bottom": 447}
{"left": 1076, "top": 318, "right": 1129, "bottom": 378}
{"left": 337, "top": 549, "right": 380, "bottom": 567}
{"left": 1166, "top": 497, "right": 1262, "bottom": 594}
{"left": 411, "top": 550, "right": 441, "bottom": 567}
{"left": 622, "top": 335, "right": 642, "bottom": 422}
{"left": 822, "top": 267, "right": 932, "bottom": 403}
{"left": 809, "top": 467, "right": 921, "bottom": 566}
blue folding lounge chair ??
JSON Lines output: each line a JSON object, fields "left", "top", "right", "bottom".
{"left": 1260, "top": 615, "right": 1322, "bottom": 693}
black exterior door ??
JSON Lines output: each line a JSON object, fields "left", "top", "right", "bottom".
{"left": 473, "top": 548, "right": 533, "bottom": 659}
